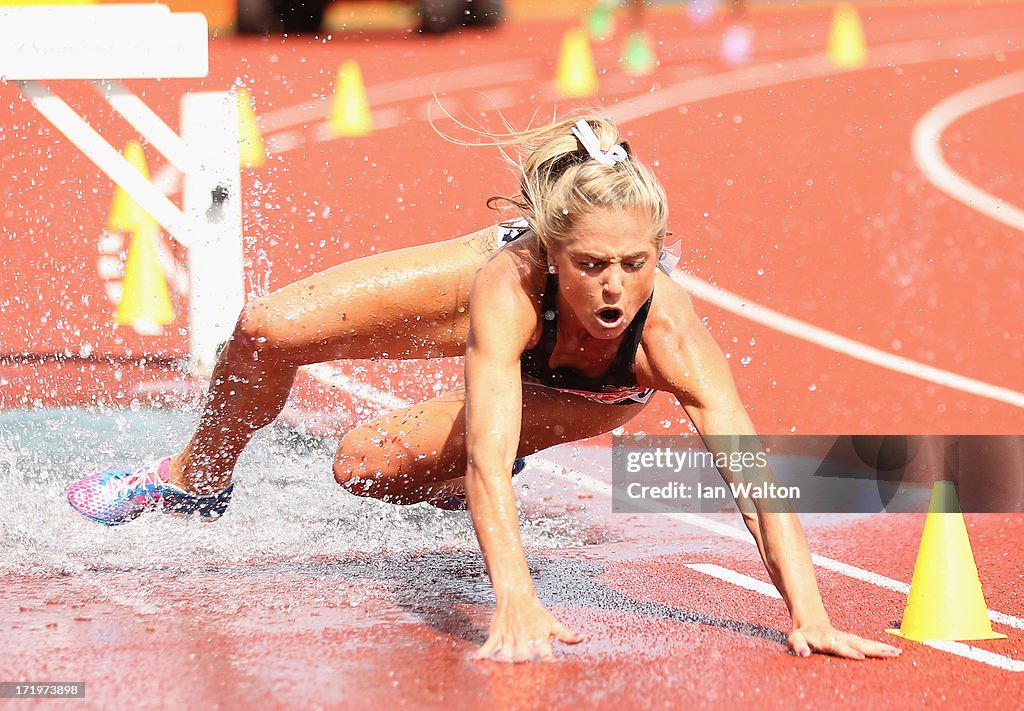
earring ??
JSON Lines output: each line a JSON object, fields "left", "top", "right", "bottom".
{"left": 548, "top": 264, "right": 557, "bottom": 274}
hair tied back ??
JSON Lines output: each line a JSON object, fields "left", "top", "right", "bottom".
{"left": 570, "top": 119, "right": 628, "bottom": 167}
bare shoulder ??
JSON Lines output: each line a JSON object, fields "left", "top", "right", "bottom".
{"left": 468, "top": 227, "right": 545, "bottom": 353}
{"left": 472, "top": 227, "right": 544, "bottom": 302}
{"left": 636, "top": 271, "right": 736, "bottom": 406}
{"left": 462, "top": 224, "right": 500, "bottom": 256}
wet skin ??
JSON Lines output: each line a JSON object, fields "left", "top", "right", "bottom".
{"left": 168, "top": 205, "right": 902, "bottom": 663}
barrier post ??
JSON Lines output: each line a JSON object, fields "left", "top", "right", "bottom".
{"left": 182, "top": 92, "right": 245, "bottom": 375}
{"left": 0, "top": 4, "right": 244, "bottom": 376}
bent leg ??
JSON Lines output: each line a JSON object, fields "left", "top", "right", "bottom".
{"left": 333, "top": 385, "right": 647, "bottom": 504}
{"left": 173, "top": 228, "right": 498, "bottom": 494}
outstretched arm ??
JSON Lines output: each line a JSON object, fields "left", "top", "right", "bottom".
{"left": 647, "top": 294, "right": 901, "bottom": 659}
{"left": 684, "top": 395, "right": 896, "bottom": 658}
{"left": 464, "top": 258, "right": 583, "bottom": 662}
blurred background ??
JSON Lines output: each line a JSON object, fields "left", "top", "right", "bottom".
{"left": 0, "top": 0, "right": 748, "bottom": 35}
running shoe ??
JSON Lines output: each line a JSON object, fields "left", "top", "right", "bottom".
{"left": 428, "top": 457, "right": 526, "bottom": 511}
{"left": 67, "top": 457, "right": 233, "bottom": 525}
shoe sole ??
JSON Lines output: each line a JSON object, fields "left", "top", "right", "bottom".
{"left": 162, "top": 485, "right": 233, "bottom": 521}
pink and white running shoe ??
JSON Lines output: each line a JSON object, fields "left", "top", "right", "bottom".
{"left": 67, "top": 457, "right": 233, "bottom": 525}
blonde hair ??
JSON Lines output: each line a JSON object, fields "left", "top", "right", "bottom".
{"left": 438, "top": 109, "right": 669, "bottom": 261}
{"left": 491, "top": 114, "right": 668, "bottom": 259}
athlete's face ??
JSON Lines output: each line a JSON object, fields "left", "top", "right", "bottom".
{"left": 548, "top": 206, "right": 660, "bottom": 341}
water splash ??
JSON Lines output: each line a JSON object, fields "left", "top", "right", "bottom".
{"left": 0, "top": 408, "right": 592, "bottom": 576}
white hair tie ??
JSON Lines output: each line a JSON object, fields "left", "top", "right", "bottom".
{"left": 570, "top": 119, "right": 627, "bottom": 167}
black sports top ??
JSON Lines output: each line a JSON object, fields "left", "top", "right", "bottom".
{"left": 520, "top": 273, "right": 657, "bottom": 405}
{"left": 498, "top": 219, "right": 657, "bottom": 406}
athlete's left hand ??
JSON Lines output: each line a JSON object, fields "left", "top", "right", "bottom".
{"left": 788, "top": 624, "right": 902, "bottom": 659}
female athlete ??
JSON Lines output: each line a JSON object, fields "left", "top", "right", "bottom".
{"left": 68, "top": 114, "right": 902, "bottom": 663}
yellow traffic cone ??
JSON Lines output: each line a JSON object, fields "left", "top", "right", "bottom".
{"left": 827, "top": 3, "right": 867, "bottom": 70}
{"left": 107, "top": 141, "right": 157, "bottom": 235}
{"left": 116, "top": 225, "right": 174, "bottom": 330}
{"left": 236, "top": 86, "right": 266, "bottom": 168}
{"left": 329, "top": 61, "right": 372, "bottom": 137}
{"left": 556, "top": 29, "right": 598, "bottom": 98}
{"left": 887, "top": 481, "right": 1007, "bottom": 641}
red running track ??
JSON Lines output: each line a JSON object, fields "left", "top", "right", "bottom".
{"left": 1, "top": 2, "right": 1023, "bottom": 708}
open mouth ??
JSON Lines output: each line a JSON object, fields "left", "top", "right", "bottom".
{"left": 597, "top": 307, "right": 624, "bottom": 325}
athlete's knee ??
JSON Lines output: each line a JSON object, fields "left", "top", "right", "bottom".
{"left": 333, "top": 430, "right": 404, "bottom": 499}
{"left": 232, "top": 296, "right": 307, "bottom": 365}
{"left": 332, "top": 452, "right": 378, "bottom": 498}
{"left": 234, "top": 289, "right": 334, "bottom": 364}
{"left": 233, "top": 298, "right": 277, "bottom": 351}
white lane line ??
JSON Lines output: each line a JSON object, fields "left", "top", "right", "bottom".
{"left": 275, "top": 34, "right": 1024, "bottom": 408}
{"left": 912, "top": 70, "right": 1024, "bottom": 233}
{"left": 607, "top": 35, "right": 1024, "bottom": 410}
{"left": 96, "top": 255, "right": 122, "bottom": 280}
{"left": 259, "top": 59, "right": 539, "bottom": 135}
{"left": 687, "top": 563, "right": 781, "bottom": 598}
{"left": 290, "top": 29, "right": 1024, "bottom": 670}
{"left": 608, "top": 33, "right": 1022, "bottom": 124}
{"left": 672, "top": 271, "right": 1024, "bottom": 408}
{"left": 131, "top": 35, "right": 1023, "bottom": 398}
{"left": 688, "top": 562, "right": 1024, "bottom": 671}
{"left": 256, "top": 31, "right": 1022, "bottom": 156}
{"left": 525, "top": 455, "right": 1024, "bottom": 633}
{"left": 303, "top": 363, "right": 410, "bottom": 410}
{"left": 307, "top": 366, "right": 1024, "bottom": 669}
{"left": 923, "top": 639, "right": 1024, "bottom": 672}
{"left": 265, "top": 130, "right": 301, "bottom": 155}
{"left": 306, "top": 361, "right": 1020, "bottom": 621}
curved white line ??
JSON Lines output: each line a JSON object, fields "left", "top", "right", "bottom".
{"left": 673, "top": 272, "right": 1024, "bottom": 408}
{"left": 289, "top": 34, "right": 1024, "bottom": 408}
{"left": 912, "top": 70, "right": 1024, "bottom": 232}
{"left": 293, "top": 32, "right": 1024, "bottom": 667}
{"left": 609, "top": 33, "right": 1022, "bottom": 125}
{"left": 612, "top": 36, "right": 1024, "bottom": 408}
{"left": 303, "top": 363, "right": 1024, "bottom": 669}
{"left": 259, "top": 59, "right": 539, "bottom": 135}
{"left": 304, "top": 363, "right": 409, "bottom": 410}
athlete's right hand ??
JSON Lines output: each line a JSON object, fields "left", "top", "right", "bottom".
{"left": 474, "top": 595, "right": 584, "bottom": 662}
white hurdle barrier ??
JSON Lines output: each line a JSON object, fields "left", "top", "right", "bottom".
{"left": 0, "top": 4, "right": 244, "bottom": 375}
